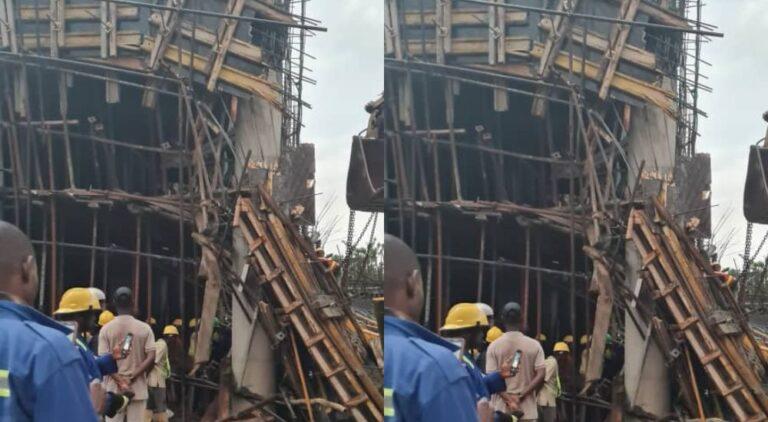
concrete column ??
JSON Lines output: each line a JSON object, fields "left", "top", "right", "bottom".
{"left": 230, "top": 90, "right": 282, "bottom": 413}
{"left": 623, "top": 94, "right": 676, "bottom": 417}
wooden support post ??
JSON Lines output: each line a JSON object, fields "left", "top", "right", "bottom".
{"left": 143, "top": 0, "right": 186, "bottom": 108}
{"left": 523, "top": 227, "right": 530, "bottom": 330}
{"left": 89, "top": 206, "right": 98, "bottom": 287}
{"left": 597, "top": 0, "right": 641, "bottom": 100}
{"left": 531, "top": 0, "right": 580, "bottom": 117}
{"left": 205, "top": 0, "right": 245, "bottom": 92}
{"left": 132, "top": 214, "right": 141, "bottom": 314}
{"left": 384, "top": 0, "right": 402, "bottom": 59}
{"left": 445, "top": 83, "right": 462, "bottom": 200}
{"left": 476, "top": 216, "right": 486, "bottom": 301}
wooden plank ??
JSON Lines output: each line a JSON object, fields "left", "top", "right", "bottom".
{"left": 584, "top": 256, "right": 612, "bottom": 384}
{"left": 20, "top": 5, "right": 138, "bottom": 21}
{"left": 403, "top": 9, "right": 526, "bottom": 26}
{"left": 49, "top": 0, "right": 64, "bottom": 57}
{"left": 236, "top": 201, "right": 377, "bottom": 422}
{"left": 529, "top": 44, "right": 676, "bottom": 116}
{"left": 140, "top": 39, "right": 280, "bottom": 107}
{"left": 0, "top": 1, "right": 9, "bottom": 48}
{"left": 99, "top": 1, "right": 108, "bottom": 58}
{"left": 406, "top": 37, "right": 531, "bottom": 56}
{"left": 435, "top": 0, "right": 449, "bottom": 64}
{"left": 486, "top": 5, "right": 495, "bottom": 64}
{"left": 628, "top": 210, "right": 766, "bottom": 421}
{"left": 531, "top": 0, "right": 580, "bottom": 116}
{"left": 637, "top": 1, "right": 688, "bottom": 28}
{"left": 598, "top": 0, "right": 641, "bottom": 99}
{"left": 191, "top": 246, "right": 223, "bottom": 367}
{"left": 176, "top": 23, "right": 262, "bottom": 64}
{"left": 243, "top": 0, "right": 294, "bottom": 24}
{"left": 6, "top": 0, "right": 18, "bottom": 54}
{"left": 205, "top": 0, "right": 246, "bottom": 92}
{"left": 538, "top": 18, "right": 656, "bottom": 69}
{"left": 20, "top": 32, "right": 141, "bottom": 50}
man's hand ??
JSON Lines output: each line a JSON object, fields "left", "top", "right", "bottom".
{"left": 500, "top": 393, "right": 524, "bottom": 418}
{"left": 111, "top": 346, "right": 128, "bottom": 361}
{"left": 113, "top": 374, "right": 130, "bottom": 392}
{"left": 499, "top": 360, "right": 518, "bottom": 378}
{"left": 477, "top": 399, "right": 492, "bottom": 422}
{"left": 89, "top": 381, "right": 106, "bottom": 414}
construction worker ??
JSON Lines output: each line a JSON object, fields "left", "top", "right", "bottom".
{"left": 487, "top": 326, "right": 503, "bottom": 344}
{"left": 188, "top": 318, "right": 198, "bottom": 359}
{"left": 172, "top": 318, "right": 183, "bottom": 331}
{"left": 147, "top": 326, "right": 174, "bottom": 422}
{"left": 54, "top": 287, "right": 131, "bottom": 418}
{"left": 99, "top": 287, "right": 157, "bottom": 422}
{"left": 90, "top": 309, "right": 115, "bottom": 353}
{"left": 712, "top": 263, "right": 736, "bottom": 288}
{"left": 562, "top": 334, "right": 574, "bottom": 348}
{"left": 440, "top": 302, "right": 516, "bottom": 403}
{"left": 578, "top": 335, "right": 591, "bottom": 380}
{"left": 383, "top": 234, "right": 479, "bottom": 421}
{"left": 90, "top": 287, "right": 108, "bottom": 311}
{"left": 476, "top": 302, "right": 495, "bottom": 328}
{"left": 537, "top": 342, "right": 565, "bottom": 422}
{"left": 536, "top": 333, "right": 549, "bottom": 354}
{"left": 0, "top": 221, "right": 99, "bottom": 420}
{"left": 487, "top": 302, "right": 546, "bottom": 422}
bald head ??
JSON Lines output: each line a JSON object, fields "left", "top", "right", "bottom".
{"left": 0, "top": 221, "right": 38, "bottom": 305}
{"left": 384, "top": 234, "right": 423, "bottom": 322}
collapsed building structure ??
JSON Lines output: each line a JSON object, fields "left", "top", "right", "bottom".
{"left": 0, "top": 0, "right": 382, "bottom": 420}
{"left": 349, "top": 0, "right": 768, "bottom": 420}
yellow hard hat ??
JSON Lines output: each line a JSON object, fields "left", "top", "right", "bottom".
{"left": 98, "top": 310, "right": 115, "bottom": 326}
{"left": 486, "top": 326, "right": 503, "bottom": 343}
{"left": 172, "top": 318, "right": 183, "bottom": 327}
{"left": 580, "top": 334, "right": 590, "bottom": 345}
{"left": 536, "top": 333, "right": 547, "bottom": 342}
{"left": 563, "top": 334, "right": 574, "bottom": 343}
{"left": 441, "top": 303, "right": 489, "bottom": 331}
{"left": 554, "top": 342, "right": 570, "bottom": 353}
{"left": 189, "top": 318, "right": 198, "bottom": 328}
{"left": 55, "top": 287, "right": 101, "bottom": 315}
{"left": 163, "top": 325, "right": 180, "bottom": 336}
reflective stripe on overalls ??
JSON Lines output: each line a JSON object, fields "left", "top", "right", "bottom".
{"left": 0, "top": 369, "right": 9, "bottom": 397}
{"left": 383, "top": 388, "right": 394, "bottom": 417}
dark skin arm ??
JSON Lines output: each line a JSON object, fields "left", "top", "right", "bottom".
{"left": 130, "top": 350, "right": 156, "bottom": 383}
{"left": 519, "top": 367, "right": 545, "bottom": 399}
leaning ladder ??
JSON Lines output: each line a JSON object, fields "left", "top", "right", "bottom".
{"left": 627, "top": 208, "right": 766, "bottom": 422}
{"left": 234, "top": 196, "right": 382, "bottom": 421}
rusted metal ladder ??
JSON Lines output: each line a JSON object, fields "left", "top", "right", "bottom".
{"left": 627, "top": 208, "right": 767, "bottom": 422}
{"left": 233, "top": 196, "right": 382, "bottom": 422}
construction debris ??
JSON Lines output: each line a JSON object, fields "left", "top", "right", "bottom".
{"left": 347, "top": 0, "right": 766, "bottom": 420}
{"left": 0, "top": 0, "right": 384, "bottom": 420}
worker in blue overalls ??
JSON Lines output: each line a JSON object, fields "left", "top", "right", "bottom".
{"left": 0, "top": 221, "right": 98, "bottom": 421}
{"left": 383, "top": 234, "right": 482, "bottom": 421}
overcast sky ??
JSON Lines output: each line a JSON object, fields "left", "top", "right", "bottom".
{"left": 699, "top": 1, "right": 768, "bottom": 266}
{"left": 301, "top": 1, "right": 765, "bottom": 266}
{"left": 303, "top": 0, "right": 383, "bottom": 254}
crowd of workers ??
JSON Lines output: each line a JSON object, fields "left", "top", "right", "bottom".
{"left": 0, "top": 221, "right": 210, "bottom": 421}
{"left": 384, "top": 234, "right": 621, "bottom": 421}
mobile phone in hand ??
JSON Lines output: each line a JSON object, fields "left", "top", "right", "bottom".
{"left": 121, "top": 333, "right": 134, "bottom": 358}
